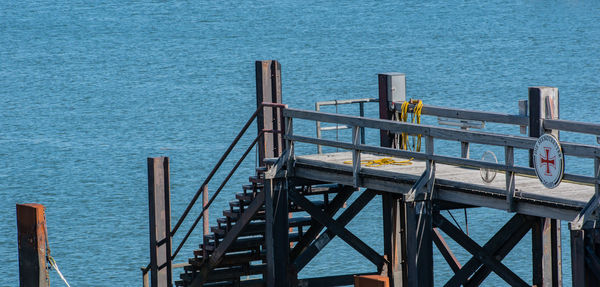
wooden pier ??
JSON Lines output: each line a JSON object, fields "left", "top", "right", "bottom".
{"left": 142, "top": 61, "right": 600, "bottom": 287}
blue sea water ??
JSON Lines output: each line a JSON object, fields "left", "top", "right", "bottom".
{"left": 2, "top": 1, "right": 600, "bottom": 286}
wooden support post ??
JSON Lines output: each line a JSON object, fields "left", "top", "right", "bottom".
{"left": 256, "top": 60, "right": 283, "bottom": 165}
{"left": 265, "top": 178, "right": 289, "bottom": 287}
{"left": 529, "top": 86, "right": 562, "bottom": 287}
{"left": 404, "top": 200, "right": 433, "bottom": 287}
{"left": 505, "top": 146, "right": 516, "bottom": 212}
{"left": 378, "top": 73, "right": 405, "bottom": 147}
{"left": 17, "top": 203, "right": 49, "bottom": 287}
{"left": 147, "top": 157, "right": 172, "bottom": 287}
{"left": 570, "top": 224, "right": 600, "bottom": 286}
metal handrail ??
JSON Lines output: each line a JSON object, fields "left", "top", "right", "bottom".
{"left": 315, "top": 98, "right": 378, "bottom": 153}
{"left": 143, "top": 102, "right": 286, "bottom": 274}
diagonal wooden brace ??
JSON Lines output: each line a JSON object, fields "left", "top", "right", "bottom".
{"left": 434, "top": 213, "right": 530, "bottom": 287}
{"left": 288, "top": 188, "right": 386, "bottom": 269}
{"left": 293, "top": 189, "right": 376, "bottom": 271}
{"left": 290, "top": 186, "right": 354, "bottom": 261}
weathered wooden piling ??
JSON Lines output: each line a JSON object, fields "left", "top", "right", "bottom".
{"left": 17, "top": 203, "right": 49, "bottom": 287}
{"left": 528, "top": 87, "right": 562, "bottom": 287}
{"left": 148, "top": 156, "right": 173, "bottom": 287}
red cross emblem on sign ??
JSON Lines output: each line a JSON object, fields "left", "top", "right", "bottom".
{"left": 539, "top": 147, "right": 556, "bottom": 176}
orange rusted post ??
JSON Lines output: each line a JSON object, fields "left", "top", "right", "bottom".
{"left": 17, "top": 203, "right": 49, "bottom": 287}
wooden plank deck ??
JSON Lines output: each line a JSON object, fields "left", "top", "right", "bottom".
{"left": 294, "top": 152, "right": 594, "bottom": 221}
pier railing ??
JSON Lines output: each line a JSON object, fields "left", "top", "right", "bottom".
{"left": 283, "top": 106, "right": 600, "bottom": 208}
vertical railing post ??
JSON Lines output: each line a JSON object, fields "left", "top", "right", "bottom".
{"left": 148, "top": 157, "right": 172, "bottom": 287}
{"left": 505, "top": 146, "right": 516, "bottom": 212}
{"left": 17, "top": 203, "right": 49, "bottom": 287}
{"left": 315, "top": 103, "right": 322, "bottom": 154}
{"left": 359, "top": 102, "right": 366, "bottom": 144}
{"left": 529, "top": 86, "right": 562, "bottom": 287}
{"left": 352, "top": 125, "right": 361, "bottom": 188}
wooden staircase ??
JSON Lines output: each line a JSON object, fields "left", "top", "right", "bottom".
{"left": 175, "top": 167, "right": 343, "bottom": 287}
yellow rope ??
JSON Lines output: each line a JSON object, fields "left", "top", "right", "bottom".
{"left": 343, "top": 157, "right": 414, "bottom": 167}
{"left": 399, "top": 99, "right": 423, "bottom": 152}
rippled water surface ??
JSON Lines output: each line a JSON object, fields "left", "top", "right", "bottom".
{"left": 2, "top": 1, "right": 600, "bottom": 286}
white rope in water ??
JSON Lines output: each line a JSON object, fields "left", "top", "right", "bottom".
{"left": 48, "top": 255, "right": 71, "bottom": 287}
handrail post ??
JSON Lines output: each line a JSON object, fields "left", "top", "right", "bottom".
{"left": 316, "top": 102, "right": 322, "bottom": 154}
{"left": 147, "top": 157, "right": 172, "bottom": 287}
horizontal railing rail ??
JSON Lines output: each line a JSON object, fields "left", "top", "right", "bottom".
{"left": 283, "top": 108, "right": 600, "bottom": 188}
{"left": 395, "top": 102, "right": 529, "bottom": 126}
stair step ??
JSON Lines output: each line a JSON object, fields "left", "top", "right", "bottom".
{"left": 255, "top": 166, "right": 268, "bottom": 173}
{"left": 229, "top": 200, "right": 251, "bottom": 208}
{"left": 211, "top": 216, "right": 313, "bottom": 237}
{"left": 242, "top": 184, "right": 263, "bottom": 191}
{"left": 203, "top": 232, "right": 300, "bottom": 253}
{"left": 249, "top": 176, "right": 263, "bottom": 184}
{"left": 236, "top": 192, "right": 256, "bottom": 201}
{"left": 180, "top": 264, "right": 266, "bottom": 284}
{"left": 189, "top": 250, "right": 266, "bottom": 269}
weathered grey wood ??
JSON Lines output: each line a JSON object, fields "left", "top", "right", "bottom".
{"left": 435, "top": 213, "right": 530, "bottom": 287}
{"left": 505, "top": 146, "right": 516, "bottom": 212}
{"left": 544, "top": 118, "right": 600, "bottom": 136}
{"left": 147, "top": 157, "right": 172, "bottom": 287}
{"left": 202, "top": 185, "right": 209, "bottom": 236}
{"left": 393, "top": 103, "right": 530, "bottom": 126}
{"left": 289, "top": 188, "right": 384, "bottom": 269}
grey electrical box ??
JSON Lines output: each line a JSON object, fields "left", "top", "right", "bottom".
{"left": 385, "top": 73, "right": 406, "bottom": 105}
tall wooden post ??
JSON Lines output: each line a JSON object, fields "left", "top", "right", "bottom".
{"left": 265, "top": 178, "right": 290, "bottom": 287}
{"left": 17, "top": 203, "right": 49, "bottom": 287}
{"left": 256, "top": 60, "right": 283, "bottom": 165}
{"left": 528, "top": 87, "right": 562, "bottom": 287}
{"left": 148, "top": 157, "right": 172, "bottom": 287}
{"left": 379, "top": 73, "right": 433, "bottom": 287}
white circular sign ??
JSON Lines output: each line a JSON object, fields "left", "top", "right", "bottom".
{"left": 533, "top": 134, "right": 564, "bottom": 189}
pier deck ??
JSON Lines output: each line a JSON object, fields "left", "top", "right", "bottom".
{"left": 295, "top": 152, "right": 594, "bottom": 221}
